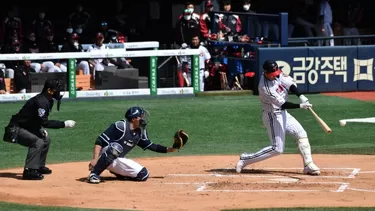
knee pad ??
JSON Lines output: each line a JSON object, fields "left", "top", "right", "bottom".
{"left": 92, "top": 142, "right": 123, "bottom": 175}
{"left": 134, "top": 167, "right": 149, "bottom": 182}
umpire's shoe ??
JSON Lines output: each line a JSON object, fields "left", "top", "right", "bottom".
{"left": 88, "top": 172, "right": 101, "bottom": 184}
{"left": 38, "top": 166, "right": 52, "bottom": 174}
{"left": 23, "top": 168, "right": 44, "bottom": 180}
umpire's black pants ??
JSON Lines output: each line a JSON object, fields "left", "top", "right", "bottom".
{"left": 4, "top": 126, "right": 50, "bottom": 170}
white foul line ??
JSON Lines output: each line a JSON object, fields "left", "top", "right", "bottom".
{"left": 167, "top": 173, "right": 353, "bottom": 179}
{"left": 357, "top": 171, "right": 375, "bottom": 174}
{"left": 199, "top": 189, "right": 321, "bottom": 193}
{"left": 346, "top": 188, "right": 375, "bottom": 193}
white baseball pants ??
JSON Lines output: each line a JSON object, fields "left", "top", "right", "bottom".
{"left": 100, "top": 146, "right": 144, "bottom": 178}
{"left": 241, "top": 110, "right": 311, "bottom": 166}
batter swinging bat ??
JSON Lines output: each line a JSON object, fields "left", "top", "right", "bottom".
{"left": 308, "top": 107, "right": 332, "bottom": 134}
{"left": 175, "top": 56, "right": 190, "bottom": 86}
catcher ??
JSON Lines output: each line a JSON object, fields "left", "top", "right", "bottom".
{"left": 87, "top": 106, "right": 188, "bottom": 184}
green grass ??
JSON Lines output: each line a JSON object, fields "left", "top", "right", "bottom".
{"left": 0, "top": 94, "right": 374, "bottom": 211}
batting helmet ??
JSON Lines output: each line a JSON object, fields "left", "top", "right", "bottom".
{"left": 262, "top": 60, "right": 281, "bottom": 77}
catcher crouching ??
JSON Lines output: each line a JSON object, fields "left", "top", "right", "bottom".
{"left": 87, "top": 106, "right": 189, "bottom": 184}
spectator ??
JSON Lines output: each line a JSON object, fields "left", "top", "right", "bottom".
{"left": 32, "top": 11, "right": 54, "bottom": 42}
{"left": 60, "top": 33, "right": 90, "bottom": 75}
{"left": 340, "top": 2, "right": 362, "bottom": 45}
{"left": 0, "top": 66, "right": 6, "bottom": 94}
{"left": 218, "top": 0, "right": 242, "bottom": 41}
{"left": 98, "top": 21, "right": 119, "bottom": 43}
{"left": 2, "top": 9, "right": 23, "bottom": 44}
{"left": 317, "top": 0, "right": 334, "bottom": 46}
{"left": 200, "top": 0, "right": 222, "bottom": 42}
{"left": 175, "top": 2, "right": 201, "bottom": 46}
{"left": 22, "top": 31, "right": 42, "bottom": 72}
{"left": 39, "top": 30, "right": 67, "bottom": 72}
{"left": 87, "top": 33, "right": 115, "bottom": 80}
{"left": 13, "top": 60, "right": 35, "bottom": 93}
{"left": 2, "top": 38, "right": 23, "bottom": 79}
{"left": 200, "top": 0, "right": 219, "bottom": 13}
{"left": 69, "top": 4, "right": 91, "bottom": 34}
{"left": 240, "top": 0, "right": 261, "bottom": 39}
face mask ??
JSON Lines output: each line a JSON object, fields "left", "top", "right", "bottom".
{"left": 75, "top": 28, "right": 82, "bottom": 34}
{"left": 74, "top": 42, "right": 79, "bottom": 49}
{"left": 66, "top": 28, "right": 73, "bottom": 33}
{"left": 243, "top": 4, "right": 250, "bottom": 11}
{"left": 184, "top": 15, "right": 192, "bottom": 21}
{"left": 187, "top": 8, "right": 194, "bottom": 13}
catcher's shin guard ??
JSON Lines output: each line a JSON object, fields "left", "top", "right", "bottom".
{"left": 92, "top": 142, "right": 123, "bottom": 176}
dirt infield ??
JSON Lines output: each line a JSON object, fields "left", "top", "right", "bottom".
{"left": 0, "top": 155, "right": 375, "bottom": 211}
{"left": 322, "top": 91, "right": 375, "bottom": 101}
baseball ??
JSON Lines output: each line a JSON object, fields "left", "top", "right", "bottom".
{"left": 339, "top": 120, "right": 346, "bottom": 126}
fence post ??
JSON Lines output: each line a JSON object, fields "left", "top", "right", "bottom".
{"left": 68, "top": 59, "right": 76, "bottom": 98}
{"left": 192, "top": 54, "right": 200, "bottom": 93}
{"left": 149, "top": 48, "right": 158, "bottom": 96}
{"left": 279, "top": 12, "right": 288, "bottom": 47}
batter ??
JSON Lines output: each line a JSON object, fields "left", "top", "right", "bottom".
{"left": 236, "top": 60, "right": 320, "bottom": 175}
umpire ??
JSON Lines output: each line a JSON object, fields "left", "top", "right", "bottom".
{"left": 2, "top": 79, "right": 76, "bottom": 180}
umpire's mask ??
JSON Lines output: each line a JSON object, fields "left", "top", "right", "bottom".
{"left": 42, "top": 79, "right": 65, "bottom": 111}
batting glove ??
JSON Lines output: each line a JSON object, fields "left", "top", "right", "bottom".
{"left": 299, "top": 94, "right": 309, "bottom": 103}
{"left": 300, "top": 102, "right": 312, "bottom": 110}
{"left": 64, "top": 120, "right": 76, "bottom": 128}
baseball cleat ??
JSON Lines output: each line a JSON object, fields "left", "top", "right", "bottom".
{"left": 38, "top": 166, "right": 52, "bottom": 174}
{"left": 236, "top": 159, "right": 245, "bottom": 173}
{"left": 303, "top": 162, "right": 321, "bottom": 175}
{"left": 23, "top": 168, "right": 44, "bottom": 180}
{"left": 88, "top": 173, "right": 101, "bottom": 184}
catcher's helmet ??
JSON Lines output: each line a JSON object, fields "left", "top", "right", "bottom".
{"left": 262, "top": 60, "right": 281, "bottom": 77}
{"left": 125, "top": 106, "right": 148, "bottom": 127}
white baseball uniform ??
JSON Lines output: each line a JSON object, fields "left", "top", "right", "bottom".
{"left": 239, "top": 74, "right": 317, "bottom": 169}
{"left": 180, "top": 45, "right": 211, "bottom": 92}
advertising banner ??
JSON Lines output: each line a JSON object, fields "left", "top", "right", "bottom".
{"left": 258, "top": 46, "right": 375, "bottom": 93}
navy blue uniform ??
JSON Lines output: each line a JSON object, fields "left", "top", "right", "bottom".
{"left": 89, "top": 119, "right": 169, "bottom": 182}
{"left": 95, "top": 119, "right": 154, "bottom": 157}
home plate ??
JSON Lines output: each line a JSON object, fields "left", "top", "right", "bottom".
{"left": 269, "top": 178, "right": 299, "bottom": 182}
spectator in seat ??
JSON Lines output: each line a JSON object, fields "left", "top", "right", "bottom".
{"left": 2, "top": 9, "right": 23, "bottom": 44}
{"left": 60, "top": 33, "right": 90, "bottom": 75}
{"left": 40, "top": 30, "right": 67, "bottom": 72}
{"left": 2, "top": 38, "right": 23, "bottom": 79}
{"left": 32, "top": 11, "right": 54, "bottom": 42}
{"left": 22, "top": 32, "right": 43, "bottom": 72}
{"left": 14, "top": 60, "right": 35, "bottom": 93}
{"left": 87, "top": 32, "right": 116, "bottom": 80}
{"left": 0, "top": 66, "right": 6, "bottom": 94}
{"left": 175, "top": 3, "right": 201, "bottom": 46}
{"left": 69, "top": 4, "right": 91, "bottom": 34}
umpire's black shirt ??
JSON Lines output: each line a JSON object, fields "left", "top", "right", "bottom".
{"left": 9, "top": 93, "right": 65, "bottom": 131}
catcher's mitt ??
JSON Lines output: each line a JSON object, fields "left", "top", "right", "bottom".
{"left": 173, "top": 130, "right": 189, "bottom": 149}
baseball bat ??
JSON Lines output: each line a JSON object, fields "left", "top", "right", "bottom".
{"left": 308, "top": 107, "right": 332, "bottom": 134}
